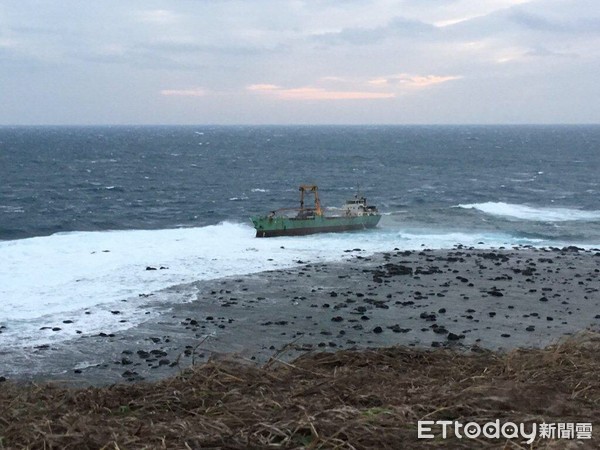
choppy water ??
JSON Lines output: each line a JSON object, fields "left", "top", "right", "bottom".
{"left": 1, "top": 125, "right": 599, "bottom": 349}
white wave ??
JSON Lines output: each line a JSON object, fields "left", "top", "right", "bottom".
{"left": 457, "top": 202, "right": 600, "bottom": 222}
{"left": 251, "top": 188, "right": 269, "bottom": 193}
{"left": 0, "top": 205, "right": 25, "bottom": 213}
{"left": 0, "top": 221, "right": 564, "bottom": 349}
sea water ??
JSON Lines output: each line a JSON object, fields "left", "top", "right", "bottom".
{"left": 1, "top": 125, "right": 599, "bottom": 348}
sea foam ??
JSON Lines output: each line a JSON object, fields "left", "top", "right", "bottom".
{"left": 457, "top": 202, "right": 600, "bottom": 222}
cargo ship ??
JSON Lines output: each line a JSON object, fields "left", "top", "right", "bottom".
{"left": 251, "top": 185, "right": 381, "bottom": 237}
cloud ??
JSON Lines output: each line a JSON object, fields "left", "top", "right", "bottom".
{"left": 160, "top": 88, "right": 206, "bottom": 97}
{"left": 247, "top": 84, "right": 281, "bottom": 91}
{"left": 369, "top": 73, "right": 463, "bottom": 89}
{"left": 248, "top": 71, "right": 461, "bottom": 101}
{"left": 247, "top": 84, "right": 395, "bottom": 100}
{"left": 506, "top": 9, "right": 600, "bottom": 34}
{"left": 1, "top": 0, "right": 599, "bottom": 124}
{"left": 313, "top": 17, "right": 436, "bottom": 45}
{"left": 434, "top": 14, "right": 486, "bottom": 28}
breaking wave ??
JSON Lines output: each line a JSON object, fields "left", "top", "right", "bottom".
{"left": 457, "top": 202, "right": 600, "bottom": 222}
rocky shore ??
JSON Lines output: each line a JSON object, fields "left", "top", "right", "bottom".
{"left": 1, "top": 245, "right": 599, "bottom": 386}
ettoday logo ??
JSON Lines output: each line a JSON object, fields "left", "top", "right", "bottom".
{"left": 418, "top": 420, "right": 593, "bottom": 443}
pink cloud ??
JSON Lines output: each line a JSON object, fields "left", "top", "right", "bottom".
{"left": 247, "top": 85, "right": 394, "bottom": 100}
{"left": 369, "top": 73, "right": 462, "bottom": 89}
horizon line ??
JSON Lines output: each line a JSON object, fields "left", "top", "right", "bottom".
{"left": 1, "top": 122, "right": 600, "bottom": 128}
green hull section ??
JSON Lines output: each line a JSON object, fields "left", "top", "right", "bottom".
{"left": 251, "top": 214, "right": 381, "bottom": 238}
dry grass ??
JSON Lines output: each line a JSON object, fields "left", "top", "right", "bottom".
{"left": 1, "top": 332, "right": 599, "bottom": 449}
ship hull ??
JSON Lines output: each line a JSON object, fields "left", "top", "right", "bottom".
{"left": 251, "top": 214, "right": 381, "bottom": 238}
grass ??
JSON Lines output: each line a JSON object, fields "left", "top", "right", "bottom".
{"left": 1, "top": 331, "right": 599, "bottom": 449}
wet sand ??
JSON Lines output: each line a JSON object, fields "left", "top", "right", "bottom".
{"left": 1, "top": 245, "right": 599, "bottom": 385}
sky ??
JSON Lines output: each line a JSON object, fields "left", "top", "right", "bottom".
{"left": 0, "top": 0, "right": 599, "bottom": 125}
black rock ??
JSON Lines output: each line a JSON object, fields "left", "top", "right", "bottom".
{"left": 372, "top": 326, "right": 383, "bottom": 334}
{"left": 331, "top": 316, "right": 344, "bottom": 322}
{"left": 526, "top": 326, "right": 535, "bottom": 332}
{"left": 146, "top": 266, "right": 157, "bottom": 271}
{"left": 384, "top": 264, "right": 413, "bottom": 276}
{"left": 388, "top": 324, "right": 410, "bottom": 333}
{"left": 422, "top": 313, "right": 437, "bottom": 322}
{"left": 447, "top": 332, "right": 460, "bottom": 341}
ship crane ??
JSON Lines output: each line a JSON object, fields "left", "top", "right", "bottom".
{"left": 299, "top": 185, "right": 323, "bottom": 216}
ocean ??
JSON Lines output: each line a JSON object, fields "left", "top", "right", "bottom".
{"left": 1, "top": 125, "right": 599, "bottom": 350}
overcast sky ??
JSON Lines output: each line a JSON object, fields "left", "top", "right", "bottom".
{"left": 1, "top": 0, "right": 599, "bottom": 125}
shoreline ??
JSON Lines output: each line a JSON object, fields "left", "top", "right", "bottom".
{"left": 1, "top": 245, "right": 599, "bottom": 386}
